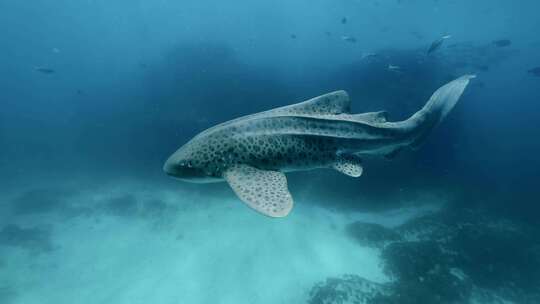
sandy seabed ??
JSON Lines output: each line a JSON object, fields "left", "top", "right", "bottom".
{"left": 0, "top": 178, "right": 439, "bottom": 304}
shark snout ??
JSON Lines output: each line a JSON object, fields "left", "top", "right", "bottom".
{"left": 163, "top": 153, "right": 213, "bottom": 182}
{"left": 163, "top": 156, "right": 177, "bottom": 176}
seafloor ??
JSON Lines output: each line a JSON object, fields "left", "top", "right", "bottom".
{"left": 1, "top": 177, "right": 539, "bottom": 304}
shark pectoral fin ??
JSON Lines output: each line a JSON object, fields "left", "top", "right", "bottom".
{"left": 223, "top": 164, "right": 293, "bottom": 218}
{"left": 333, "top": 154, "right": 363, "bottom": 177}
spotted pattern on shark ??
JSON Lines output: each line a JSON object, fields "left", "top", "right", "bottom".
{"left": 164, "top": 75, "right": 475, "bottom": 217}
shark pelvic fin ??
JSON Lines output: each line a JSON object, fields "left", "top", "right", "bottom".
{"left": 333, "top": 154, "right": 363, "bottom": 177}
{"left": 223, "top": 164, "right": 293, "bottom": 218}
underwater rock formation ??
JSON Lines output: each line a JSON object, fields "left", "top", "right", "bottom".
{"left": 398, "top": 209, "right": 540, "bottom": 294}
{"left": 11, "top": 188, "right": 76, "bottom": 215}
{"left": 102, "top": 194, "right": 176, "bottom": 220}
{"left": 0, "top": 224, "right": 54, "bottom": 253}
{"left": 308, "top": 274, "right": 389, "bottom": 304}
{"left": 309, "top": 208, "right": 540, "bottom": 304}
{"left": 381, "top": 241, "right": 472, "bottom": 303}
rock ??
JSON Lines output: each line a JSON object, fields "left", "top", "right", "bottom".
{"left": 0, "top": 224, "right": 54, "bottom": 253}
{"left": 379, "top": 240, "right": 472, "bottom": 304}
{"left": 310, "top": 207, "right": 540, "bottom": 304}
{"left": 308, "top": 274, "right": 389, "bottom": 304}
{"left": 398, "top": 208, "right": 540, "bottom": 293}
{"left": 11, "top": 188, "right": 75, "bottom": 215}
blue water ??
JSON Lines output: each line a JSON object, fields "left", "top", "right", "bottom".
{"left": 1, "top": 1, "right": 540, "bottom": 303}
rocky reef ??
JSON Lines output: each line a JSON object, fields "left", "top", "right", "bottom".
{"left": 309, "top": 207, "right": 540, "bottom": 304}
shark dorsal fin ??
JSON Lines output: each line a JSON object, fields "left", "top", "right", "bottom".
{"left": 194, "top": 91, "right": 351, "bottom": 138}
{"left": 273, "top": 90, "right": 351, "bottom": 115}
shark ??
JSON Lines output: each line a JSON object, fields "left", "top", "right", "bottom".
{"left": 164, "top": 75, "right": 474, "bottom": 217}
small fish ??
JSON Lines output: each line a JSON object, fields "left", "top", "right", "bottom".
{"left": 52, "top": 48, "right": 60, "bottom": 54}
{"left": 427, "top": 35, "right": 452, "bottom": 55}
{"left": 388, "top": 64, "right": 402, "bottom": 72}
{"left": 341, "top": 17, "right": 347, "bottom": 24}
{"left": 528, "top": 67, "right": 540, "bottom": 77}
{"left": 361, "top": 52, "right": 378, "bottom": 60}
{"left": 34, "top": 66, "right": 55, "bottom": 74}
{"left": 341, "top": 35, "right": 357, "bottom": 43}
{"left": 290, "top": 34, "right": 297, "bottom": 39}
{"left": 492, "top": 39, "right": 511, "bottom": 47}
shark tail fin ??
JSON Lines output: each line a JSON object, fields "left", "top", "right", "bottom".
{"left": 405, "top": 75, "right": 475, "bottom": 149}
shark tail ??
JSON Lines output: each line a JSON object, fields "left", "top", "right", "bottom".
{"left": 404, "top": 75, "right": 475, "bottom": 149}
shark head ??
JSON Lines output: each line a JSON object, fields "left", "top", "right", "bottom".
{"left": 163, "top": 139, "right": 222, "bottom": 183}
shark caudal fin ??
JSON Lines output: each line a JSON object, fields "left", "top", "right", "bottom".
{"left": 405, "top": 75, "right": 475, "bottom": 149}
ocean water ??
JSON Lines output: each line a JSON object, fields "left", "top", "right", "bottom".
{"left": 1, "top": 0, "right": 540, "bottom": 303}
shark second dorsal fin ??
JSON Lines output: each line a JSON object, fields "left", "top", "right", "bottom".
{"left": 272, "top": 90, "right": 351, "bottom": 115}
{"left": 318, "top": 111, "right": 387, "bottom": 126}
{"left": 223, "top": 164, "right": 293, "bottom": 218}
{"left": 344, "top": 111, "right": 388, "bottom": 124}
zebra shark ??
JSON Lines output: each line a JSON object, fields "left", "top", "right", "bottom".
{"left": 164, "top": 75, "right": 474, "bottom": 217}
